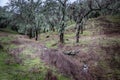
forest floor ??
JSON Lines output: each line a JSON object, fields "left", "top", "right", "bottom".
{"left": 0, "top": 16, "right": 120, "bottom": 80}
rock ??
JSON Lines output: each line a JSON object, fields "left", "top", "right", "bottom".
{"left": 46, "top": 35, "right": 49, "bottom": 38}
{"left": 63, "top": 51, "right": 72, "bottom": 55}
{"left": 63, "top": 50, "right": 79, "bottom": 56}
{"left": 44, "top": 47, "right": 48, "bottom": 50}
{"left": 82, "top": 64, "right": 89, "bottom": 73}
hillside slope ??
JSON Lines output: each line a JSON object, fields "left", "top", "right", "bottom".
{"left": 0, "top": 16, "right": 120, "bottom": 80}
{"left": 0, "top": 33, "right": 70, "bottom": 80}
{"left": 40, "top": 16, "right": 120, "bottom": 80}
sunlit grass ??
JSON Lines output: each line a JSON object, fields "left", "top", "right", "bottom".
{"left": 66, "top": 20, "right": 75, "bottom": 26}
{"left": 21, "top": 46, "right": 36, "bottom": 55}
{"left": 0, "top": 31, "right": 71, "bottom": 80}
{"left": 45, "top": 40, "right": 57, "bottom": 49}
{"left": 82, "top": 30, "right": 93, "bottom": 36}
{"left": 65, "top": 33, "right": 75, "bottom": 38}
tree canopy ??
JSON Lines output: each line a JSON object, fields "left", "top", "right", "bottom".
{"left": 0, "top": 0, "right": 119, "bottom": 42}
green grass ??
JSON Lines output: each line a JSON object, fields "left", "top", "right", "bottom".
{"left": 0, "top": 35, "right": 17, "bottom": 51}
{"left": 45, "top": 40, "right": 57, "bottom": 49}
{"left": 106, "top": 15, "right": 120, "bottom": 23}
{"left": 0, "top": 49, "right": 22, "bottom": 80}
{"left": 0, "top": 46, "right": 70, "bottom": 80}
{"left": 97, "top": 36, "right": 120, "bottom": 80}
{"left": 65, "top": 33, "right": 75, "bottom": 38}
{"left": 4, "top": 44, "right": 17, "bottom": 50}
{"left": 82, "top": 30, "right": 93, "bottom": 36}
{"left": 21, "top": 46, "right": 36, "bottom": 55}
{"left": 66, "top": 20, "right": 75, "bottom": 26}
{"left": 0, "top": 36, "right": 14, "bottom": 43}
{"left": 0, "top": 31, "right": 71, "bottom": 80}
{"left": 1, "top": 16, "right": 120, "bottom": 80}
{"left": 39, "top": 31, "right": 58, "bottom": 48}
{"left": 57, "top": 75, "right": 70, "bottom": 80}
{"left": 0, "top": 28, "right": 18, "bottom": 34}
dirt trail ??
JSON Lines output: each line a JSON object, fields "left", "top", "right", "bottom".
{"left": 0, "top": 33, "right": 113, "bottom": 79}
{"left": 1, "top": 19, "right": 120, "bottom": 80}
{"left": 16, "top": 35, "right": 103, "bottom": 80}
{"left": 0, "top": 32, "right": 100, "bottom": 80}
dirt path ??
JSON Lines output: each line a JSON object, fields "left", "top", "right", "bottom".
{"left": 1, "top": 30, "right": 120, "bottom": 80}
{"left": 14, "top": 34, "right": 103, "bottom": 80}
{"left": 0, "top": 32, "right": 98, "bottom": 80}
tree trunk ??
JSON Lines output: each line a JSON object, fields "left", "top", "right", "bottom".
{"left": 58, "top": 0, "right": 67, "bottom": 44}
{"left": 80, "top": 25, "right": 83, "bottom": 34}
{"left": 52, "top": 26, "right": 55, "bottom": 32}
{"left": 76, "top": 24, "right": 80, "bottom": 43}
{"left": 29, "top": 28, "right": 32, "bottom": 39}
{"left": 35, "top": 29, "right": 38, "bottom": 41}
{"left": 51, "top": 24, "right": 55, "bottom": 32}
{"left": 43, "top": 28, "right": 46, "bottom": 33}
{"left": 59, "top": 32, "right": 64, "bottom": 43}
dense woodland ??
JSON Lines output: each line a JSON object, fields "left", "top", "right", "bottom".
{"left": 0, "top": 0, "right": 120, "bottom": 80}
{"left": 0, "top": 0, "right": 119, "bottom": 42}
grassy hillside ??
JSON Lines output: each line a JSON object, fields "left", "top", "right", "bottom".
{"left": 37, "top": 16, "right": 120, "bottom": 80}
{"left": 0, "top": 32, "right": 70, "bottom": 80}
{"left": 0, "top": 15, "right": 120, "bottom": 80}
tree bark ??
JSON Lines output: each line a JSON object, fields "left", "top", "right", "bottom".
{"left": 76, "top": 24, "right": 80, "bottom": 43}
{"left": 35, "top": 29, "right": 38, "bottom": 41}
{"left": 29, "top": 28, "right": 32, "bottom": 39}
{"left": 80, "top": 25, "right": 83, "bottom": 34}
{"left": 43, "top": 28, "right": 46, "bottom": 33}
{"left": 58, "top": 0, "right": 67, "bottom": 44}
{"left": 52, "top": 26, "right": 55, "bottom": 32}
{"left": 59, "top": 32, "right": 64, "bottom": 43}
{"left": 50, "top": 23, "right": 55, "bottom": 32}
